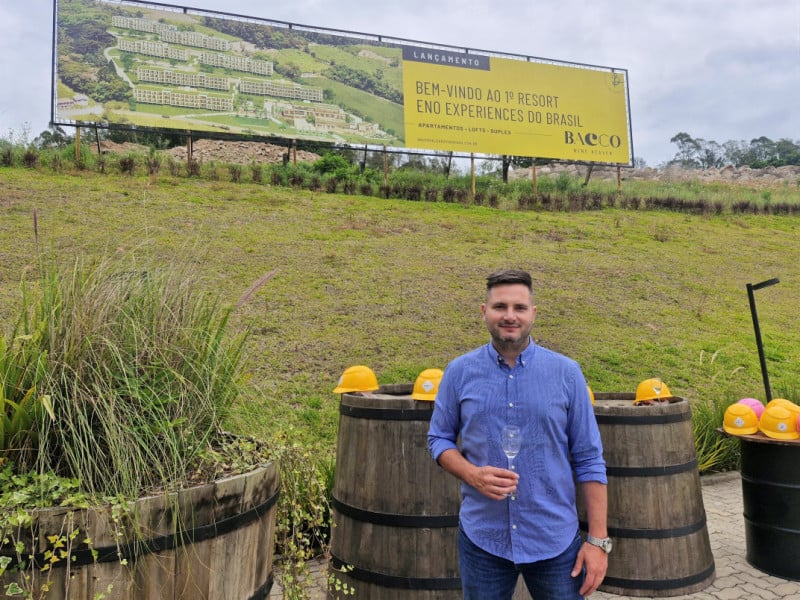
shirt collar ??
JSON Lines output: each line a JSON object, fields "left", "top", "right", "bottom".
{"left": 487, "top": 337, "right": 536, "bottom": 368}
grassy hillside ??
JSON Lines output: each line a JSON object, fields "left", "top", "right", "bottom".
{"left": 1, "top": 165, "right": 799, "bottom": 462}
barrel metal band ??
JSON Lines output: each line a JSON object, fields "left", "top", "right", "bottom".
{"left": 580, "top": 514, "right": 707, "bottom": 539}
{"left": 248, "top": 573, "right": 274, "bottom": 600}
{"left": 601, "top": 561, "right": 715, "bottom": 591}
{"left": 340, "top": 403, "right": 433, "bottom": 421}
{"left": 332, "top": 496, "right": 458, "bottom": 528}
{"left": 605, "top": 458, "right": 698, "bottom": 477}
{"left": 330, "top": 554, "right": 461, "bottom": 590}
{"left": 1, "top": 488, "right": 280, "bottom": 570}
{"left": 744, "top": 516, "right": 800, "bottom": 535}
{"left": 741, "top": 474, "right": 800, "bottom": 491}
{"left": 595, "top": 412, "right": 690, "bottom": 425}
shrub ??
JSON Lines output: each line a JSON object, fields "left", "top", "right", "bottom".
{"left": 167, "top": 157, "right": 181, "bottom": 177}
{"left": 16, "top": 256, "right": 250, "bottom": 498}
{"left": 50, "top": 154, "right": 64, "bottom": 172}
{"left": 22, "top": 148, "right": 39, "bottom": 168}
{"left": 250, "top": 163, "right": 262, "bottom": 183}
{"left": 228, "top": 163, "right": 242, "bottom": 183}
{"left": 118, "top": 155, "right": 136, "bottom": 176}
{"left": 312, "top": 152, "right": 351, "bottom": 176}
{"left": 145, "top": 151, "right": 162, "bottom": 176}
{"left": 207, "top": 161, "right": 221, "bottom": 181}
{"left": 0, "top": 146, "right": 14, "bottom": 167}
{"left": 187, "top": 158, "right": 201, "bottom": 177}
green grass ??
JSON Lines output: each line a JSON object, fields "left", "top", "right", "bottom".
{"left": 1, "top": 165, "right": 799, "bottom": 468}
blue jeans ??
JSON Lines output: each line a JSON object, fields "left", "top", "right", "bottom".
{"left": 458, "top": 527, "right": 584, "bottom": 600}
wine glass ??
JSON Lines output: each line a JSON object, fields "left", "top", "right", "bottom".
{"left": 501, "top": 425, "right": 522, "bottom": 471}
{"left": 652, "top": 378, "right": 663, "bottom": 400}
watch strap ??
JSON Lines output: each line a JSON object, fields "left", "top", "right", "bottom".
{"left": 586, "top": 534, "right": 612, "bottom": 553}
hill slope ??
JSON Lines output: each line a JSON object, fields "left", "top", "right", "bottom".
{"left": 0, "top": 166, "right": 798, "bottom": 449}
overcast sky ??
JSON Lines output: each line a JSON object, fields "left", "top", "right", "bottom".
{"left": 1, "top": 0, "right": 797, "bottom": 166}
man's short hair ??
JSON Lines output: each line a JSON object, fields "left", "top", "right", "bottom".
{"left": 486, "top": 269, "right": 533, "bottom": 294}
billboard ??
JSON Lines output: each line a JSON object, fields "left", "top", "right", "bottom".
{"left": 53, "top": 0, "right": 632, "bottom": 164}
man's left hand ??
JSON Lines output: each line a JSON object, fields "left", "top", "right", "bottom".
{"left": 571, "top": 542, "right": 608, "bottom": 597}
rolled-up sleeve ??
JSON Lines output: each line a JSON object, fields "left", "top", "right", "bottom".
{"left": 568, "top": 366, "right": 607, "bottom": 484}
{"left": 427, "top": 365, "right": 461, "bottom": 463}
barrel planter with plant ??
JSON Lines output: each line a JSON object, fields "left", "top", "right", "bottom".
{"left": 0, "top": 256, "right": 279, "bottom": 599}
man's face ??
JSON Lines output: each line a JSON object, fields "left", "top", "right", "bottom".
{"left": 481, "top": 283, "right": 536, "bottom": 346}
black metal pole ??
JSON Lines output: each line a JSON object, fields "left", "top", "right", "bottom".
{"left": 746, "top": 278, "right": 780, "bottom": 402}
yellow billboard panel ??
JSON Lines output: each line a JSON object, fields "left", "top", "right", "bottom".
{"left": 402, "top": 50, "right": 630, "bottom": 164}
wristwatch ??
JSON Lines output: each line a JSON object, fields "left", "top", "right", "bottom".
{"left": 586, "top": 534, "right": 613, "bottom": 554}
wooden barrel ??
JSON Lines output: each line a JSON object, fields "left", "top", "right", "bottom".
{"left": 329, "top": 384, "right": 462, "bottom": 599}
{"left": 740, "top": 435, "right": 800, "bottom": 580}
{"left": 577, "top": 393, "right": 715, "bottom": 597}
{"left": 0, "top": 463, "right": 280, "bottom": 599}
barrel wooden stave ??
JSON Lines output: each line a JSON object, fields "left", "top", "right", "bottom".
{"left": 330, "top": 387, "right": 461, "bottom": 599}
{"left": 579, "top": 396, "right": 715, "bottom": 597}
{"left": 0, "top": 463, "right": 279, "bottom": 600}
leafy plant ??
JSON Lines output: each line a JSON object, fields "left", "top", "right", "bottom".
{"left": 0, "top": 326, "right": 53, "bottom": 466}
{"left": 16, "top": 256, "right": 250, "bottom": 499}
{"left": 0, "top": 466, "right": 109, "bottom": 600}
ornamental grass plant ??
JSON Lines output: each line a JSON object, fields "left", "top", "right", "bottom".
{"left": 11, "top": 255, "right": 250, "bottom": 499}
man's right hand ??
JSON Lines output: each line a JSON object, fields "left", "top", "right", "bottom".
{"left": 437, "top": 449, "right": 519, "bottom": 500}
{"left": 466, "top": 465, "right": 519, "bottom": 500}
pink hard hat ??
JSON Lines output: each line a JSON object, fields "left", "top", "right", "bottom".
{"left": 736, "top": 397, "right": 765, "bottom": 419}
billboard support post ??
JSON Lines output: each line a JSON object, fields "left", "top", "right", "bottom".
{"left": 531, "top": 162, "right": 538, "bottom": 202}
{"left": 470, "top": 154, "right": 476, "bottom": 200}
{"left": 75, "top": 124, "right": 81, "bottom": 162}
{"left": 292, "top": 140, "right": 297, "bottom": 166}
{"left": 383, "top": 146, "right": 388, "bottom": 186}
{"left": 582, "top": 164, "right": 594, "bottom": 187}
{"left": 186, "top": 133, "right": 192, "bottom": 164}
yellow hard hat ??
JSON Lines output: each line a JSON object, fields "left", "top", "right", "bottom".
{"left": 736, "top": 398, "right": 765, "bottom": 419}
{"left": 634, "top": 378, "right": 671, "bottom": 405}
{"left": 759, "top": 405, "right": 800, "bottom": 440}
{"left": 333, "top": 365, "right": 379, "bottom": 394}
{"left": 411, "top": 368, "right": 443, "bottom": 401}
{"left": 587, "top": 385, "right": 595, "bottom": 405}
{"left": 723, "top": 403, "right": 759, "bottom": 435}
{"left": 765, "top": 398, "right": 800, "bottom": 415}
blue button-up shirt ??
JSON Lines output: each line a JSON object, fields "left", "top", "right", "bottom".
{"left": 427, "top": 339, "right": 606, "bottom": 563}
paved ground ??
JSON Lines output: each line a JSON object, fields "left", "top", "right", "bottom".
{"left": 270, "top": 472, "right": 800, "bottom": 599}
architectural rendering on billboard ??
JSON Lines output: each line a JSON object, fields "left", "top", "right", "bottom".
{"left": 52, "top": 0, "right": 632, "bottom": 164}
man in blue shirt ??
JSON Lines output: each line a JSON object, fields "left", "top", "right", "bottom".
{"left": 428, "top": 269, "right": 609, "bottom": 599}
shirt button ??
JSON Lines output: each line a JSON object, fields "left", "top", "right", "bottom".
{"left": 509, "top": 375, "right": 514, "bottom": 379}
{"left": 508, "top": 402, "right": 514, "bottom": 407}
{"left": 512, "top": 524, "right": 517, "bottom": 530}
